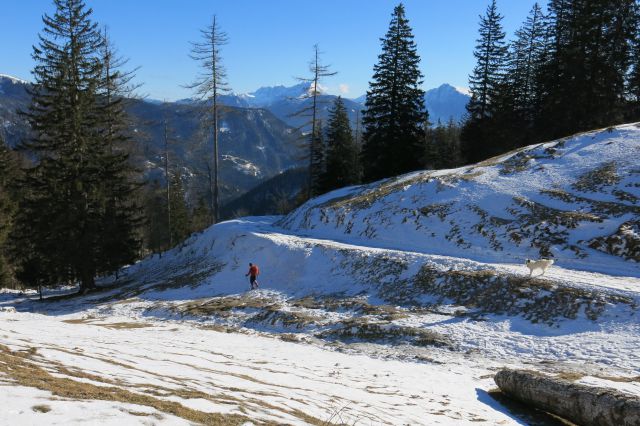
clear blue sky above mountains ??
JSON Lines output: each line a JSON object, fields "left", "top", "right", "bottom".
{"left": 2, "top": 0, "right": 538, "bottom": 101}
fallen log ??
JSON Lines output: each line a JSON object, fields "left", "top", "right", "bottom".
{"left": 494, "top": 369, "right": 640, "bottom": 426}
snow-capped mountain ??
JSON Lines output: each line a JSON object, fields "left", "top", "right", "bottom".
{"left": 0, "top": 75, "right": 31, "bottom": 144}
{"left": 0, "top": 74, "right": 30, "bottom": 99}
{"left": 352, "top": 83, "right": 470, "bottom": 124}
{"left": 0, "top": 74, "right": 303, "bottom": 202}
{"left": 236, "top": 82, "right": 311, "bottom": 107}
{"left": 150, "top": 81, "right": 470, "bottom": 132}
{"left": 0, "top": 74, "right": 29, "bottom": 92}
{"left": 424, "top": 83, "right": 470, "bottom": 124}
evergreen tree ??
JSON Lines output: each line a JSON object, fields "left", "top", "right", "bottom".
{"left": 504, "top": 3, "right": 547, "bottom": 148}
{"left": 168, "top": 174, "right": 191, "bottom": 245}
{"left": 97, "top": 28, "right": 143, "bottom": 277}
{"left": 0, "top": 137, "right": 19, "bottom": 289}
{"left": 361, "top": 3, "right": 427, "bottom": 182}
{"left": 142, "top": 180, "right": 169, "bottom": 254}
{"left": 422, "top": 122, "right": 439, "bottom": 170}
{"left": 309, "top": 119, "right": 326, "bottom": 196}
{"left": 461, "top": 0, "right": 508, "bottom": 163}
{"left": 14, "top": 0, "right": 140, "bottom": 293}
{"left": 467, "top": 0, "right": 508, "bottom": 121}
{"left": 321, "top": 97, "right": 360, "bottom": 193}
{"left": 536, "top": 0, "right": 636, "bottom": 139}
{"left": 188, "top": 15, "right": 230, "bottom": 224}
{"left": 628, "top": 6, "right": 640, "bottom": 119}
{"left": 190, "top": 195, "right": 212, "bottom": 233}
{"left": 441, "top": 118, "right": 462, "bottom": 169}
{"left": 482, "top": 3, "right": 547, "bottom": 154}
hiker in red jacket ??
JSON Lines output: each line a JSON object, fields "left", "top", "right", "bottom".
{"left": 245, "top": 262, "right": 259, "bottom": 290}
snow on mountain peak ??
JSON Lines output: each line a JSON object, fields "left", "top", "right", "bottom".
{"left": 0, "top": 74, "right": 29, "bottom": 85}
{"left": 454, "top": 86, "right": 471, "bottom": 96}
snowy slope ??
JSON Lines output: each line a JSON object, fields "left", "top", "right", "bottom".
{"left": 1, "top": 215, "right": 638, "bottom": 424}
{"left": 280, "top": 124, "right": 640, "bottom": 276}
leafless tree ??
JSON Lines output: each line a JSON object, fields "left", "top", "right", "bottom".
{"left": 291, "top": 45, "right": 337, "bottom": 198}
{"left": 187, "top": 15, "right": 230, "bottom": 224}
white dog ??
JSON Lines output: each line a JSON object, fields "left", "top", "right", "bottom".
{"left": 525, "top": 259, "right": 554, "bottom": 277}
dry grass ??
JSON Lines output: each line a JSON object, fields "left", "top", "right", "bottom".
{"left": 554, "top": 371, "right": 585, "bottom": 382}
{"left": 573, "top": 162, "right": 620, "bottom": 192}
{"left": 249, "top": 309, "right": 318, "bottom": 329}
{"left": 62, "top": 317, "right": 95, "bottom": 325}
{"left": 319, "top": 316, "right": 452, "bottom": 348}
{"left": 279, "top": 333, "right": 301, "bottom": 343}
{"left": 176, "top": 294, "right": 279, "bottom": 318}
{"left": 31, "top": 404, "right": 51, "bottom": 413}
{"left": 96, "top": 322, "right": 154, "bottom": 330}
{"left": 9, "top": 343, "right": 331, "bottom": 425}
{"left": 411, "top": 265, "right": 636, "bottom": 325}
{"left": 0, "top": 344, "right": 254, "bottom": 425}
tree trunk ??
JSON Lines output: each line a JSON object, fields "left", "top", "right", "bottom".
{"left": 79, "top": 271, "right": 95, "bottom": 294}
{"left": 494, "top": 369, "right": 640, "bottom": 426}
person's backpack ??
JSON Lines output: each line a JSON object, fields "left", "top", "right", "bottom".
{"left": 253, "top": 264, "right": 260, "bottom": 276}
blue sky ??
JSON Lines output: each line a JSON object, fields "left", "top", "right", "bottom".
{"left": 1, "top": 0, "right": 540, "bottom": 100}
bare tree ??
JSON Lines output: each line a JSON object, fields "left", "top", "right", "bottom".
{"left": 187, "top": 15, "right": 230, "bottom": 224}
{"left": 162, "top": 114, "right": 173, "bottom": 247}
{"left": 291, "top": 45, "right": 336, "bottom": 198}
{"left": 101, "top": 26, "right": 141, "bottom": 153}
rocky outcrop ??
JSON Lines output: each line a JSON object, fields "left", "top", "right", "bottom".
{"left": 494, "top": 369, "right": 640, "bottom": 426}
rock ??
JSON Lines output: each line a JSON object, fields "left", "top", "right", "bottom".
{"left": 494, "top": 369, "right": 640, "bottom": 426}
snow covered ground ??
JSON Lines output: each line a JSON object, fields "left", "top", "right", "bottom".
{"left": 1, "top": 216, "right": 638, "bottom": 424}
{"left": 0, "top": 309, "right": 525, "bottom": 425}
{"left": 1, "top": 124, "right": 639, "bottom": 424}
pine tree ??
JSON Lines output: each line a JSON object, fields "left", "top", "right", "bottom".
{"left": 188, "top": 15, "right": 230, "bottom": 224}
{"left": 310, "top": 119, "right": 326, "bottom": 196}
{"left": 484, "top": 3, "right": 548, "bottom": 153}
{"left": 321, "top": 97, "right": 360, "bottom": 193}
{"left": 628, "top": 5, "right": 640, "bottom": 119}
{"left": 507, "top": 3, "right": 546, "bottom": 138}
{"left": 602, "top": 0, "right": 637, "bottom": 123}
{"left": 97, "top": 28, "right": 143, "bottom": 277}
{"left": 422, "top": 118, "right": 462, "bottom": 171}
{"left": 361, "top": 3, "right": 427, "bottom": 182}
{"left": 190, "top": 195, "right": 212, "bottom": 233}
{"left": 422, "top": 129, "right": 438, "bottom": 170}
{"left": 536, "top": 0, "right": 636, "bottom": 139}
{"left": 467, "top": 0, "right": 508, "bottom": 121}
{"left": 461, "top": 0, "right": 508, "bottom": 163}
{"left": 168, "top": 174, "right": 191, "bottom": 245}
{"left": 14, "top": 0, "right": 140, "bottom": 293}
{"left": 0, "top": 137, "right": 19, "bottom": 289}
{"left": 142, "top": 180, "right": 169, "bottom": 254}
{"left": 441, "top": 118, "right": 462, "bottom": 169}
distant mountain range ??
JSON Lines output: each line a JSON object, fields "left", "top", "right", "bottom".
{"left": 169, "top": 81, "right": 471, "bottom": 130}
{"left": 0, "top": 74, "right": 470, "bottom": 210}
{"left": 0, "top": 75, "right": 303, "bottom": 205}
